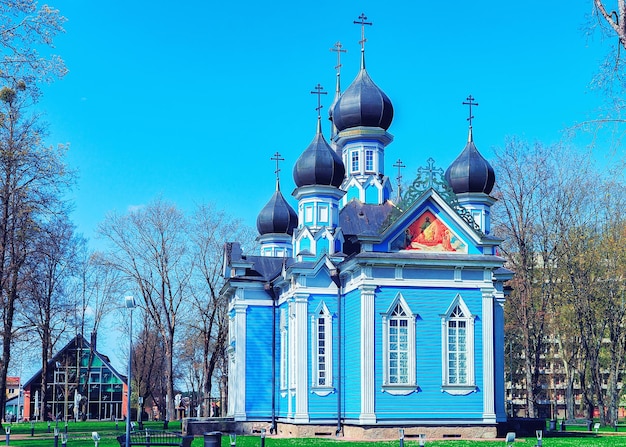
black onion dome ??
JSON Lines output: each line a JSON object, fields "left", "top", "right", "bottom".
{"left": 331, "top": 68, "right": 393, "bottom": 132}
{"left": 445, "top": 131, "right": 495, "bottom": 195}
{"left": 293, "top": 122, "right": 345, "bottom": 188}
{"left": 256, "top": 188, "right": 298, "bottom": 235}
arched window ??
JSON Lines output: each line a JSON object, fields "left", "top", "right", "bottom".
{"left": 311, "top": 303, "right": 333, "bottom": 395}
{"left": 441, "top": 295, "right": 476, "bottom": 395}
{"left": 381, "top": 294, "right": 417, "bottom": 395}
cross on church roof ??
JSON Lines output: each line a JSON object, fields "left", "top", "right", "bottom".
{"left": 330, "top": 41, "right": 347, "bottom": 73}
{"left": 271, "top": 151, "right": 284, "bottom": 189}
{"left": 393, "top": 158, "right": 405, "bottom": 202}
{"left": 354, "top": 13, "right": 372, "bottom": 51}
{"left": 310, "top": 83, "right": 327, "bottom": 118}
{"left": 462, "top": 95, "right": 479, "bottom": 127}
{"left": 417, "top": 157, "right": 444, "bottom": 189}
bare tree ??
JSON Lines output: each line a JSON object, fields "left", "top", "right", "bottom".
{"left": 98, "top": 198, "right": 193, "bottom": 421}
{"left": 492, "top": 139, "right": 594, "bottom": 418}
{"left": 0, "top": 84, "right": 72, "bottom": 424}
{"left": 0, "top": 1, "right": 67, "bottom": 90}
{"left": 21, "top": 214, "right": 79, "bottom": 421}
{"left": 132, "top": 316, "right": 168, "bottom": 420}
{"left": 188, "top": 203, "right": 255, "bottom": 416}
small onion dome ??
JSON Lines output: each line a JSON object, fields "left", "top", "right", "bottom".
{"left": 331, "top": 68, "right": 393, "bottom": 132}
{"left": 445, "top": 128, "right": 495, "bottom": 195}
{"left": 293, "top": 119, "right": 345, "bottom": 188}
{"left": 256, "top": 188, "right": 298, "bottom": 236}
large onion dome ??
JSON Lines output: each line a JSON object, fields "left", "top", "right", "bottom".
{"left": 331, "top": 65, "right": 393, "bottom": 132}
{"left": 256, "top": 187, "right": 298, "bottom": 235}
{"left": 293, "top": 119, "right": 345, "bottom": 188}
{"left": 445, "top": 128, "right": 495, "bottom": 195}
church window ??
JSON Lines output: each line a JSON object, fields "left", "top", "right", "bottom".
{"left": 381, "top": 295, "right": 417, "bottom": 395}
{"left": 441, "top": 296, "right": 476, "bottom": 394}
{"left": 351, "top": 150, "right": 359, "bottom": 173}
{"left": 311, "top": 303, "right": 333, "bottom": 393}
{"left": 304, "top": 205, "right": 313, "bottom": 224}
{"left": 318, "top": 205, "right": 329, "bottom": 223}
{"left": 365, "top": 148, "right": 374, "bottom": 172}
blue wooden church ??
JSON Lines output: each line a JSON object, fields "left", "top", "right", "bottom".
{"left": 220, "top": 20, "right": 512, "bottom": 440}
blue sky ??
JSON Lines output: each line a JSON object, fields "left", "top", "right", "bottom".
{"left": 28, "top": 1, "right": 619, "bottom": 372}
{"left": 37, "top": 0, "right": 616, "bottom": 246}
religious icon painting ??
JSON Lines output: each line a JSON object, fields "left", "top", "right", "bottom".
{"left": 404, "top": 210, "right": 467, "bottom": 253}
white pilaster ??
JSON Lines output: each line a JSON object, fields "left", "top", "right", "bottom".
{"left": 233, "top": 302, "right": 248, "bottom": 421}
{"left": 294, "top": 293, "right": 309, "bottom": 422}
{"left": 481, "top": 288, "right": 496, "bottom": 422}
{"left": 360, "top": 285, "right": 376, "bottom": 423}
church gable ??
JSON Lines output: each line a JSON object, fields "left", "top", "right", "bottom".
{"left": 372, "top": 191, "right": 482, "bottom": 254}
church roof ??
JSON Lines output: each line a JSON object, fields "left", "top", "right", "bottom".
{"left": 331, "top": 50, "right": 394, "bottom": 132}
{"left": 339, "top": 200, "right": 395, "bottom": 236}
{"left": 293, "top": 119, "right": 345, "bottom": 188}
{"left": 445, "top": 128, "right": 495, "bottom": 195}
{"left": 256, "top": 188, "right": 298, "bottom": 236}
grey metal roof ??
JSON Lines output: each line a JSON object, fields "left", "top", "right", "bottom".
{"left": 445, "top": 130, "right": 495, "bottom": 195}
{"left": 331, "top": 67, "right": 393, "bottom": 132}
{"left": 256, "top": 189, "right": 298, "bottom": 236}
{"left": 339, "top": 200, "right": 395, "bottom": 237}
{"left": 293, "top": 120, "right": 345, "bottom": 188}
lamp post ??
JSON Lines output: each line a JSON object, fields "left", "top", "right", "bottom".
{"left": 125, "top": 296, "right": 136, "bottom": 447}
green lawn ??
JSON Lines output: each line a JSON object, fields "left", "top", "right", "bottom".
{"left": 1, "top": 421, "right": 626, "bottom": 447}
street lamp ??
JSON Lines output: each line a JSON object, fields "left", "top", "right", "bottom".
{"left": 125, "top": 296, "right": 136, "bottom": 447}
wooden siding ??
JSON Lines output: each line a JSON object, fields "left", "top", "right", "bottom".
{"left": 246, "top": 305, "right": 274, "bottom": 417}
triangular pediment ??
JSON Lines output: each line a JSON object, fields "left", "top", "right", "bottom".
{"left": 363, "top": 189, "right": 487, "bottom": 254}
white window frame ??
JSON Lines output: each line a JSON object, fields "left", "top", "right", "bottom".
{"left": 441, "top": 295, "right": 476, "bottom": 395}
{"left": 381, "top": 294, "right": 417, "bottom": 395}
{"left": 318, "top": 205, "right": 329, "bottom": 224}
{"left": 311, "top": 302, "right": 334, "bottom": 395}
{"left": 304, "top": 205, "right": 313, "bottom": 223}
{"left": 365, "top": 148, "right": 375, "bottom": 172}
{"left": 350, "top": 150, "right": 359, "bottom": 173}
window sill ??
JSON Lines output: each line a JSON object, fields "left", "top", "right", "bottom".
{"left": 311, "top": 386, "right": 335, "bottom": 397}
{"left": 381, "top": 384, "right": 418, "bottom": 396}
{"left": 441, "top": 385, "right": 477, "bottom": 396}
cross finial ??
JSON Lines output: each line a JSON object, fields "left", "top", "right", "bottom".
{"left": 393, "top": 159, "right": 406, "bottom": 202}
{"left": 417, "top": 158, "right": 443, "bottom": 189}
{"left": 310, "top": 83, "right": 327, "bottom": 117}
{"left": 354, "top": 13, "right": 372, "bottom": 52}
{"left": 271, "top": 152, "right": 284, "bottom": 190}
{"left": 330, "top": 41, "right": 347, "bottom": 73}
{"left": 462, "top": 95, "right": 479, "bottom": 127}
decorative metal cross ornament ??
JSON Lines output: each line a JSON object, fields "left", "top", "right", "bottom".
{"left": 330, "top": 41, "right": 347, "bottom": 73}
{"left": 354, "top": 13, "right": 372, "bottom": 50}
{"left": 310, "top": 83, "right": 327, "bottom": 117}
{"left": 462, "top": 95, "right": 479, "bottom": 127}
{"left": 393, "top": 158, "right": 406, "bottom": 201}
{"left": 271, "top": 151, "right": 284, "bottom": 185}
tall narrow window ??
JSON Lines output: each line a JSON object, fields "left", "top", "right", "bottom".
{"left": 311, "top": 303, "right": 333, "bottom": 394}
{"left": 365, "top": 149, "right": 374, "bottom": 172}
{"left": 351, "top": 150, "right": 359, "bottom": 173}
{"left": 447, "top": 306, "right": 467, "bottom": 384}
{"left": 381, "top": 294, "right": 417, "bottom": 395}
{"left": 441, "top": 296, "right": 476, "bottom": 394}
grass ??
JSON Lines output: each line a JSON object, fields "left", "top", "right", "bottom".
{"left": 1, "top": 421, "right": 625, "bottom": 447}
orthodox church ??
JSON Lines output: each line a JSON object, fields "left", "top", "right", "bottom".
{"left": 220, "top": 18, "right": 512, "bottom": 439}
